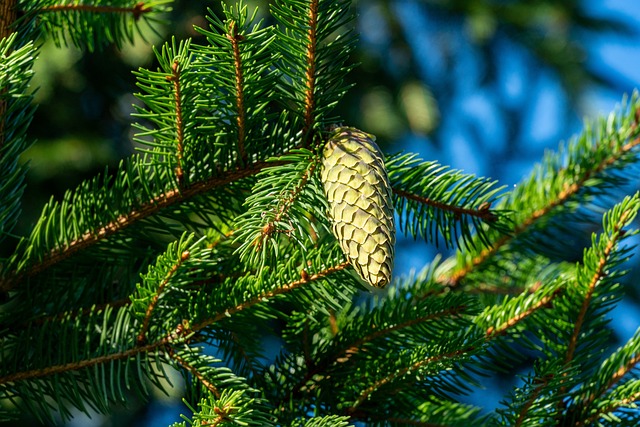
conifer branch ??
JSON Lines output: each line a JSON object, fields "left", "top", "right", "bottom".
{"left": 252, "top": 159, "right": 318, "bottom": 251}
{"left": 167, "top": 60, "right": 185, "bottom": 185}
{"left": 346, "top": 346, "right": 475, "bottom": 413}
{"left": 579, "top": 353, "right": 640, "bottom": 412}
{"left": 513, "top": 374, "right": 553, "bottom": 427}
{"left": 579, "top": 390, "right": 640, "bottom": 427}
{"left": 608, "top": 354, "right": 640, "bottom": 393}
{"left": 564, "top": 208, "right": 630, "bottom": 365}
{"left": 137, "top": 249, "right": 191, "bottom": 345}
{"left": 286, "top": 304, "right": 469, "bottom": 401}
{"left": 302, "top": 0, "right": 318, "bottom": 143}
{"left": 166, "top": 347, "right": 222, "bottom": 398}
{"left": 0, "top": 338, "right": 167, "bottom": 385}
{"left": 485, "top": 289, "right": 561, "bottom": 338}
{"left": 227, "top": 20, "right": 248, "bottom": 166}
{"left": 13, "top": 297, "right": 131, "bottom": 331}
{"left": 0, "top": 160, "right": 281, "bottom": 293}
{"left": 443, "top": 134, "right": 640, "bottom": 288}
{"left": 229, "top": 330, "right": 259, "bottom": 373}
{"left": 36, "top": 2, "right": 152, "bottom": 21}
{"left": 393, "top": 188, "right": 497, "bottom": 223}
{"left": 0, "top": 261, "right": 350, "bottom": 386}
{"left": 339, "top": 305, "right": 468, "bottom": 361}
{"left": 192, "top": 260, "right": 350, "bottom": 330}
{"left": 207, "top": 404, "right": 235, "bottom": 426}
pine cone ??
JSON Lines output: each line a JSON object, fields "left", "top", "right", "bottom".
{"left": 321, "top": 127, "right": 395, "bottom": 287}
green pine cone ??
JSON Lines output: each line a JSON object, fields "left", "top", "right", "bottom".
{"left": 321, "top": 127, "right": 395, "bottom": 288}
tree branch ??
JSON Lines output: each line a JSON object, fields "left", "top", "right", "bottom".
{"left": 36, "top": 2, "right": 152, "bottom": 21}
{"left": 514, "top": 374, "right": 553, "bottom": 427}
{"left": 302, "top": 0, "right": 318, "bottom": 144}
{"left": 167, "top": 60, "right": 185, "bottom": 185}
{"left": 166, "top": 346, "right": 222, "bottom": 399}
{"left": 441, "top": 135, "right": 640, "bottom": 288}
{"left": 565, "top": 209, "right": 629, "bottom": 365}
{"left": 393, "top": 188, "right": 498, "bottom": 222}
{"left": 227, "top": 20, "right": 248, "bottom": 166}
{"left": 485, "top": 289, "right": 561, "bottom": 338}
{"left": 346, "top": 346, "right": 476, "bottom": 413}
{"left": 0, "top": 160, "right": 283, "bottom": 293}
{"left": 0, "top": 261, "right": 349, "bottom": 385}
{"left": 136, "top": 249, "right": 191, "bottom": 345}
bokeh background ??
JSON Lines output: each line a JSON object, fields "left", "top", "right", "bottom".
{"left": 12, "top": 0, "right": 640, "bottom": 425}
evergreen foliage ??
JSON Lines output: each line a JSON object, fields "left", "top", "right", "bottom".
{"left": 1, "top": 0, "right": 640, "bottom": 426}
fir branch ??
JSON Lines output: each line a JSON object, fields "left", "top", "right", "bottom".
{"left": 136, "top": 247, "right": 191, "bottom": 345}
{"left": 227, "top": 20, "right": 248, "bottom": 165}
{"left": 234, "top": 149, "right": 326, "bottom": 270}
{"left": 36, "top": 2, "right": 152, "bottom": 20}
{"left": 393, "top": 188, "right": 497, "bottom": 223}
{"left": 0, "top": 34, "right": 35, "bottom": 248}
{"left": 0, "top": 261, "right": 349, "bottom": 386}
{"left": 563, "top": 193, "right": 639, "bottom": 371}
{"left": 581, "top": 389, "right": 640, "bottom": 427}
{"left": 574, "top": 327, "right": 640, "bottom": 421}
{"left": 387, "top": 153, "right": 505, "bottom": 251}
{"left": 443, "top": 104, "right": 640, "bottom": 287}
{"left": 192, "top": 260, "right": 350, "bottom": 331}
{"left": 339, "top": 304, "right": 468, "bottom": 362}
{"left": 513, "top": 374, "right": 554, "bottom": 427}
{"left": 272, "top": 0, "right": 355, "bottom": 134}
{"left": 302, "top": 0, "right": 318, "bottom": 141}
{"left": 607, "top": 354, "right": 640, "bottom": 393}
{"left": 167, "top": 59, "right": 185, "bottom": 185}
{"left": 564, "top": 219, "right": 625, "bottom": 366}
{"left": 27, "top": 0, "right": 171, "bottom": 51}
{"left": 383, "top": 419, "right": 448, "bottom": 427}
{"left": 0, "top": 332, "right": 168, "bottom": 385}
{"left": 287, "top": 301, "right": 470, "bottom": 402}
{"left": 346, "top": 346, "right": 476, "bottom": 414}
{"left": 0, "top": 159, "right": 280, "bottom": 293}
{"left": 251, "top": 158, "right": 317, "bottom": 251}
{"left": 166, "top": 347, "right": 221, "bottom": 398}
{"left": 485, "top": 288, "right": 561, "bottom": 338}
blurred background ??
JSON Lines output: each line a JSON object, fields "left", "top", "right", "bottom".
{"left": 11, "top": 0, "right": 640, "bottom": 425}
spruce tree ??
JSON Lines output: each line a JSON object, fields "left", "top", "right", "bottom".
{"left": 1, "top": 1, "right": 640, "bottom": 426}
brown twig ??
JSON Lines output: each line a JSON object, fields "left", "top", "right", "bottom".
{"left": 166, "top": 60, "right": 185, "bottom": 185}
{"left": 227, "top": 20, "right": 248, "bottom": 166}
{"left": 393, "top": 188, "right": 498, "bottom": 222}
{"left": 302, "top": 0, "right": 318, "bottom": 145}
{"left": 0, "top": 0, "right": 18, "bottom": 40}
